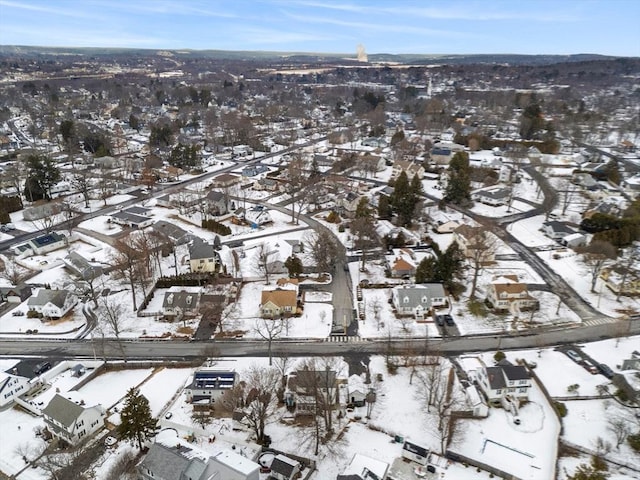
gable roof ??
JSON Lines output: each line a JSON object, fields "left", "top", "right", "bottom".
{"left": 485, "top": 366, "right": 506, "bottom": 389}
{"left": 261, "top": 288, "right": 297, "bottom": 308}
{"left": 270, "top": 454, "right": 299, "bottom": 477}
{"left": 189, "top": 238, "right": 216, "bottom": 260}
{"left": 28, "top": 289, "right": 71, "bottom": 308}
{"left": 139, "top": 442, "right": 193, "bottom": 480}
{"left": 42, "top": 394, "right": 86, "bottom": 426}
{"left": 393, "top": 284, "right": 445, "bottom": 308}
{"left": 502, "top": 365, "right": 530, "bottom": 381}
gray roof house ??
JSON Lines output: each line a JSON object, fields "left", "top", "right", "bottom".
{"left": 62, "top": 251, "right": 103, "bottom": 280}
{"left": 28, "top": 288, "right": 78, "bottom": 319}
{"left": 42, "top": 394, "right": 105, "bottom": 445}
{"left": 541, "top": 221, "right": 575, "bottom": 240}
{"left": 206, "top": 190, "right": 228, "bottom": 216}
{"left": 162, "top": 290, "right": 201, "bottom": 320}
{"left": 392, "top": 284, "right": 447, "bottom": 319}
{"left": 139, "top": 441, "right": 259, "bottom": 480}
{"left": 151, "top": 220, "right": 193, "bottom": 246}
{"left": 189, "top": 238, "right": 218, "bottom": 273}
{"left": 472, "top": 187, "right": 511, "bottom": 207}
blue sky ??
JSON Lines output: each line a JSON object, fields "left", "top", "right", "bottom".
{"left": 0, "top": 0, "right": 638, "bottom": 56}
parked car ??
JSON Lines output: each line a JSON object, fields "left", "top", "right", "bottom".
{"left": 444, "top": 314, "right": 455, "bottom": 326}
{"left": 435, "top": 315, "right": 445, "bottom": 327}
{"left": 12, "top": 310, "right": 24, "bottom": 316}
{"left": 33, "top": 361, "right": 52, "bottom": 375}
{"left": 164, "top": 412, "right": 173, "bottom": 419}
{"left": 566, "top": 349, "right": 582, "bottom": 363}
{"left": 582, "top": 360, "right": 599, "bottom": 374}
{"left": 598, "top": 364, "right": 614, "bottom": 379}
{"left": 104, "top": 436, "right": 118, "bottom": 447}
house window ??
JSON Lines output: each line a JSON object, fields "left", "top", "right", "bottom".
{"left": 519, "top": 388, "right": 527, "bottom": 393}
{"left": 496, "top": 389, "right": 501, "bottom": 394}
{"left": 208, "top": 259, "right": 213, "bottom": 263}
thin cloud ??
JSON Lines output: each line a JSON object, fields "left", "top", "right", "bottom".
{"left": 84, "top": 0, "right": 237, "bottom": 18}
{"left": 0, "top": 0, "right": 92, "bottom": 18}
{"left": 281, "top": 11, "right": 475, "bottom": 38}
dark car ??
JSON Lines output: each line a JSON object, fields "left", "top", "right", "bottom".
{"left": 444, "top": 314, "right": 455, "bottom": 326}
{"left": 33, "top": 361, "right": 52, "bottom": 375}
{"left": 598, "top": 364, "right": 614, "bottom": 379}
{"left": 435, "top": 315, "right": 445, "bottom": 327}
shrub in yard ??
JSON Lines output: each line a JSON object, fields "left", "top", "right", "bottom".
{"left": 628, "top": 433, "right": 640, "bottom": 452}
{"left": 338, "top": 224, "right": 345, "bottom": 232}
{"left": 591, "top": 455, "right": 607, "bottom": 472}
{"left": 615, "top": 388, "right": 629, "bottom": 402}
{"left": 493, "top": 351, "right": 506, "bottom": 362}
{"left": 326, "top": 211, "right": 341, "bottom": 223}
{"left": 554, "top": 401, "right": 568, "bottom": 418}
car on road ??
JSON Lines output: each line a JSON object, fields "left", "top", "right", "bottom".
{"left": 164, "top": 412, "right": 173, "bottom": 420}
{"left": 566, "top": 349, "right": 582, "bottom": 363}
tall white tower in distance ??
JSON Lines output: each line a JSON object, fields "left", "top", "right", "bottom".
{"left": 357, "top": 44, "right": 368, "bottom": 63}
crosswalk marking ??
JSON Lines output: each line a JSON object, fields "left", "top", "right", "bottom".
{"left": 582, "top": 317, "right": 617, "bottom": 327}
{"left": 326, "top": 336, "right": 362, "bottom": 343}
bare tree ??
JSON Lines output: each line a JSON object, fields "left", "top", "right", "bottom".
{"left": 350, "top": 215, "right": 378, "bottom": 272}
{"left": 254, "top": 243, "right": 278, "bottom": 285}
{"left": 254, "top": 318, "right": 284, "bottom": 366}
{"left": 282, "top": 154, "right": 312, "bottom": 224}
{"left": 370, "top": 297, "right": 383, "bottom": 330}
{"left": 71, "top": 170, "right": 92, "bottom": 208}
{"left": 577, "top": 240, "right": 618, "bottom": 292}
{"left": 463, "top": 226, "right": 499, "bottom": 299}
{"left": 608, "top": 415, "right": 631, "bottom": 449}
{"left": 111, "top": 238, "right": 147, "bottom": 311}
{"left": 241, "top": 364, "right": 281, "bottom": 444}
{"left": 97, "top": 296, "right": 128, "bottom": 360}
{"left": 304, "top": 229, "right": 340, "bottom": 273}
{"left": 103, "top": 450, "right": 138, "bottom": 480}
{"left": 0, "top": 256, "right": 30, "bottom": 284}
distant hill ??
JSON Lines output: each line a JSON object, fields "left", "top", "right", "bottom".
{"left": 0, "top": 45, "right": 631, "bottom": 66}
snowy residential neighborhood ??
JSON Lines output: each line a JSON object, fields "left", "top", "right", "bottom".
{"left": 0, "top": 43, "right": 639, "bottom": 480}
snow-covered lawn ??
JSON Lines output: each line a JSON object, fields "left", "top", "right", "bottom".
{"left": 77, "top": 368, "right": 154, "bottom": 409}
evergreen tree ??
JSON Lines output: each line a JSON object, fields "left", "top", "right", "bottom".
{"left": 24, "top": 154, "right": 61, "bottom": 201}
{"left": 444, "top": 151, "right": 471, "bottom": 206}
{"left": 118, "top": 388, "right": 158, "bottom": 450}
{"left": 377, "top": 194, "right": 392, "bottom": 219}
{"left": 355, "top": 196, "right": 373, "bottom": 219}
{"left": 390, "top": 171, "right": 419, "bottom": 227}
{"left": 284, "top": 255, "right": 303, "bottom": 278}
{"left": 415, "top": 256, "right": 437, "bottom": 283}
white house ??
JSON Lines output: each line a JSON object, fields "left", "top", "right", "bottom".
{"left": 402, "top": 439, "right": 429, "bottom": 466}
{"left": 185, "top": 369, "right": 238, "bottom": 404}
{"left": 486, "top": 275, "right": 539, "bottom": 313}
{"left": 347, "top": 374, "right": 368, "bottom": 407}
{"left": 42, "top": 394, "right": 105, "bottom": 445}
{"left": 476, "top": 361, "right": 532, "bottom": 406}
{"left": 0, "top": 370, "right": 30, "bottom": 408}
{"left": 28, "top": 289, "right": 78, "bottom": 319}
{"left": 189, "top": 238, "right": 218, "bottom": 273}
{"left": 392, "top": 284, "right": 447, "bottom": 319}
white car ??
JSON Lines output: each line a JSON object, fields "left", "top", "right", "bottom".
{"left": 104, "top": 436, "right": 117, "bottom": 447}
{"left": 164, "top": 412, "right": 173, "bottom": 420}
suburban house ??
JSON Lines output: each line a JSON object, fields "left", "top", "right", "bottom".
{"left": 436, "top": 220, "right": 461, "bottom": 234}
{"left": 0, "top": 369, "right": 30, "bottom": 408}
{"left": 387, "top": 252, "right": 417, "bottom": 278}
{"left": 244, "top": 206, "right": 273, "bottom": 227}
{"left": 336, "top": 191, "right": 362, "bottom": 217}
{"left": 206, "top": 190, "right": 228, "bottom": 216}
{"left": 486, "top": 275, "right": 539, "bottom": 313}
{"left": 189, "top": 238, "right": 218, "bottom": 273}
{"left": 110, "top": 208, "right": 154, "bottom": 229}
{"left": 347, "top": 374, "right": 368, "bottom": 407}
{"left": 42, "top": 394, "right": 105, "bottom": 446}
{"left": 28, "top": 288, "right": 78, "bottom": 319}
{"left": 13, "top": 232, "right": 68, "bottom": 257}
{"left": 0, "top": 285, "right": 32, "bottom": 303}
{"left": 139, "top": 440, "right": 260, "bottom": 480}
{"left": 600, "top": 265, "right": 640, "bottom": 295}
{"left": 260, "top": 288, "right": 298, "bottom": 318}
{"left": 162, "top": 288, "right": 201, "bottom": 320}
{"left": 541, "top": 221, "right": 576, "bottom": 241}
{"left": 392, "top": 284, "right": 447, "bottom": 319}
{"left": 210, "top": 173, "right": 241, "bottom": 189}
{"left": 429, "top": 146, "right": 453, "bottom": 165}
{"left": 453, "top": 224, "right": 496, "bottom": 263}
{"left": 475, "top": 360, "right": 532, "bottom": 406}
{"left": 185, "top": 369, "right": 238, "bottom": 404}
{"left": 253, "top": 177, "right": 280, "bottom": 192}
{"left": 62, "top": 251, "right": 103, "bottom": 281}
{"left": 289, "top": 369, "right": 340, "bottom": 416}
{"left": 22, "top": 202, "right": 62, "bottom": 222}
{"left": 472, "top": 186, "right": 511, "bottom": 207}
{"left": 270, "top": 454, "right": 302, "bottom": 480}
{"left": 151, "top": 220, "right": 193, "bottom": 246}
{"left": 391, "top": 159, "right": 425, "bottom": 180}
{"left": 241, "top": 164, "right": 269, "bottom": 177}
{"left": 338, "top": 453, "right": 390, "bottom": 480}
